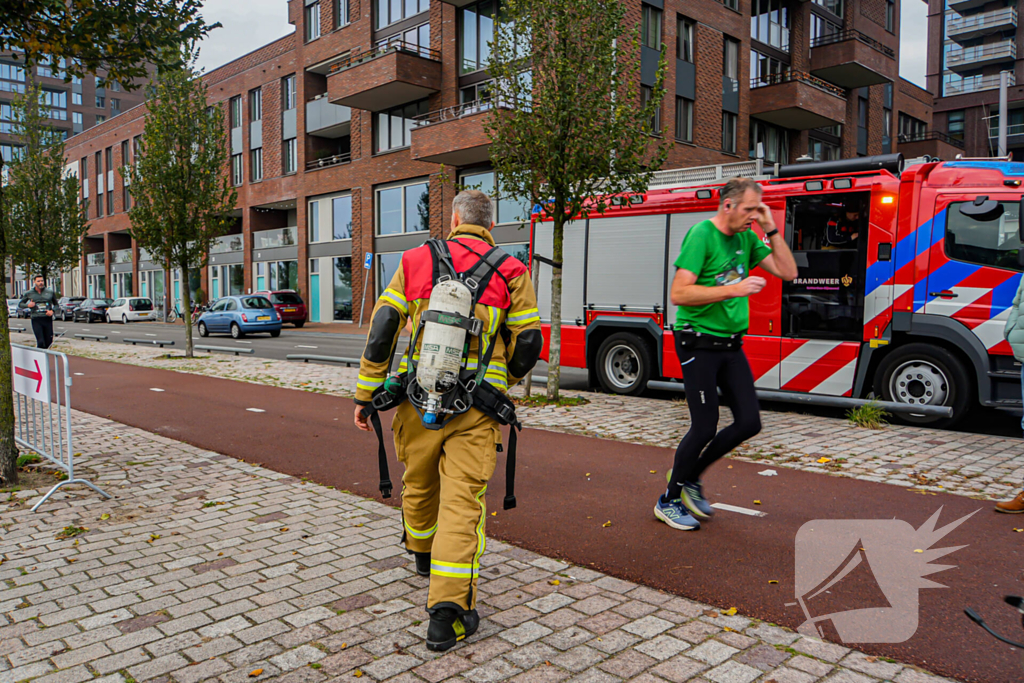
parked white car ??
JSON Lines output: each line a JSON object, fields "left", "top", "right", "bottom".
{"left": 7, "top": 298, "right": 19, "bottom": 317}
{"left": 106, "top": 297, "right": 156, "bottom": 323}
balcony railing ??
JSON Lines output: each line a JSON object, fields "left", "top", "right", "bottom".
{"left": 809, "top": 29, "right": 896, "bottom": 58}
{"left": 86, "top": 253, "right": 104, "bottom": 266}
{"left": 989, "top": 123, "right": 1024, "bottom": 137}
{"left": 412, "top": 99, "right": 510, "bottom": 129}
{"left": 305, "top": 152, "right": 352, "bottom": 171}
{"left": 210, "top": 234, "right": 244, "bottom": 254}
{"left": 947, "top": 7, "right": 1017, "bottom": 37}
{"left": 946, "top": 40, "right": 1016, "bottom": 69}
{"left": 944, "top": 72, "right": 1015, "bottom": 95}
{"left": 897, "top": 131, "right": 965, "bottom": 149}
{"left": 110, "top": 249, "right": 132, "bottom": 264}
{"left": 253, "top": 227, "right": 297, "bottom": 250}
{"left": 139, "top": 248, "right": 154, "bottom": 262}
{"left": 328, "top": 41, "right": 441, "bottom": 75}
{"left": 750, "top": 70, "right": 846, "bottom": 97}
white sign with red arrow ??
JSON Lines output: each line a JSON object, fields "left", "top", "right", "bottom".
{"left": 12, "top": 346, "right": 50, "bottom": 402}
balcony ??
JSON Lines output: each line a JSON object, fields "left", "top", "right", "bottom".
{"left": 947, "top": 7, "right": 1017, "bottom": 43}
{"left": 896, "top": 131, "right": 965, "bottom": 160}
{"left": 253, "top": 227, "right": 297, "bottom": 250}
{"left": 110, "top": 249, "right": 132, "bottom": 264}
{"left": 210, "top": 235, "right": 244, "bottom": 254}
{"left": 306, "top": 93, "right": 351, "bottom": 138}
{"left": 410, "top": 100, "right": 504, "bottom": 166}
{"left": 949, "top": 0, "right": 998, "bottom": 14}
{"left": 328, "top": 42, "right": 442, "bottom": 112}
{"left": 945, "top": 71, "right": 1015, "bottom": 95}
{"left": 809, "top": 30, "right": 896, "bottom": 88}
{"left": 946, "top": 40, "right": 1016, "bottom": 73}
{"left": 749, "top": 71, "right": 847, "bottom": 130}
{"left": 436, "top": 0, "right": 479, "bottom": 6}
{"left": 86, "top": 253, "right": 105, "bottom": 266}
{"left": 305, "top": 151, "right": 352, "bottom": 172}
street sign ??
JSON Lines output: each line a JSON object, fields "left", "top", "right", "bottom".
{"left": 12, "top": 346, "right": 50, "bottom": 402}
{"left": 364, "top": 252, "right": 373, "bottom": 269}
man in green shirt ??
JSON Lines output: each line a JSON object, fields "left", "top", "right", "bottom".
{"left": 654, "top": 177, "right": 797, "bottom": 531}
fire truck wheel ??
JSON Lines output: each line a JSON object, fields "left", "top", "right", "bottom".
{"left": 595, "top": 332, "right": 652, "bottom": 396}
{"left": 875, "top": 343, "right": 972, "bottom": 427}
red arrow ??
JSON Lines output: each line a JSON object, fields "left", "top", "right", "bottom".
{"left": 14, "top": 359, "right": 42, "bottom": 393}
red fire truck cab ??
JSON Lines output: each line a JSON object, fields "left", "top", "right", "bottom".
{"left": 530, "top": 155, "right": 1024, "bottom": 427}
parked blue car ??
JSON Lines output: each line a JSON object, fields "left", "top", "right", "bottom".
{"left": 196, "top": 295, "right": 282, "bottom": 339}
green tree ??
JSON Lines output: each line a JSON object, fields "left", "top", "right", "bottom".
{"left": 126, "top": 59, "right": 237, "bottom": 359}
{"left": 485, "top": 0, "right": 669, "bottom": 400}
{"left": 0, "top": 0, "right": 213, "bottom": 486}
{"left": 4, "top": 84, "right": 90, "bottom": 285}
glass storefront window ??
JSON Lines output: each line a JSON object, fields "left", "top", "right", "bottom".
{"left": 333, "top": 195, "right": 352, "bottom": 240}
{"left": 333, "top": 257, "right": 353, "bottom": 321}
{"left": 378, "top": 253, "right": 402, "bottom": 295}
{"left": 376, "top": 181, "right": 429, "bottom": 234}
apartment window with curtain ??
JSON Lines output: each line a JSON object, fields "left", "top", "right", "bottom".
{"left": 947, "top": 110, "right": 965, "bottom": 140}
{"left": 306, "top": 1, "right": 321, "bottom": 41}
{"left": 72, "top": 91, "right": 82, "bottom": 105}
{"left": 678, "top": 17, "right": 695, "bottom": 62}
{"left": 110, "top": 98, "right": 121, "bottom": 115}
{"left": 105, "top": 147, "right": 113, "bottom": 214}
{"left": 121, "top": 140, "right": 131, "bottom": 210}
{"left": 374, "top": 100, "right": 429, "bottom": 153}
{"left": 460, "top": 1, "right": 494, "bottom": 74}
{"left": 96, "top": 94, "right": 105, "bottom": 108}
{"left": 885, "top": 0, "right": 895, "bottom": 32}
{"left": 749, "top": 120, "right": 788, "bottom": 164}
{"left": 335, "top": 0, "right": 350, "bottom": 27}
{"left": 857, "top": 95, "right": 869, "bottom": 155}
{"left": 675, "top": 97, "right": 693, "bottom": 142}
{"left": 722, "top": 112, "right": 738, "bottom": 153}
{"left": 642, "top": 4, "right": 662, "bottom": 49}
{"left": 376, "top": 0, "right": 429, "bottom": 30}
{"left": 641, "top": 85, "right": 660, "bottom": 134}
{"left": 283, "top": 138, "right": 297, "bottom": 174}
{"left": 95, "top": 152, "right": 103, "bottom": 217}
{"left": 249, "top": 88, "right": 262, "bottom": 121}
{"left": 229, "top": 96, "right": 242, "bottom": 129}
{"left": 898, "top": 113, "right": 927, "bottom": 141}
{"left": 751, "top": 0, "right": 790, "bottom": 52}
{"left": 231, "top": 154, "right": 243, "bottom": 186}
{"left": 723, "top": 38, "right": 740, "bottom": 80}
{"left": 283, "top": 75, "right": 297, "bottom": 111}
{"left": 251, "top": 148, "right": 263, "bottom": 181}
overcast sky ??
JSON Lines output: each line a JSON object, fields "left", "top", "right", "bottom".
{"left": 193, "top": 0, "right": 930, "bottom": 87}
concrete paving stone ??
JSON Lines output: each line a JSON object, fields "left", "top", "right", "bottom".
{"left": 715, "top": 631, "right": 756, "bottom": 650}
{"left": 157, "top": 611, "right": 213, "bottom": 636}
{"left": 52, "top": 640, "right": 113, "bottom": 668}
{"left": 7, "top": 641, "right": 68, "bottom": 668}
{"left": 894, "top": 669, "right": 959, "bottom": 683}
{"left": 360, "top": 653, "right": 422, "bottom": 681}
{"left": 170, "top": 657, "right": 234, "bottom": 683}
{"left": 704, "top": 660, "right": 762, "bottom": 683}
{"left": 634, "top": 634, "right": 691, "bottom": 661}
{"left": 575, "top": 612, "right": 629, "bottom": 636}
{"left": 687, "top": 640, "right": 740, "bottom": 666}
{"left": 551, "top": 645, "right": 607, "bottom": 673}
{"left": 788, "top": 656, "right": 835, "bottom": 677}
{"left": 182, "top": 634, "right": 243, "bottom": 661}
{"left": 526, "top": 593, "right": 576, "bottom": 614}
{"left": 0, "top": 660, "right": 55, "bottom": 683}
{"left": 127, "top": 652, "right": 191, "bottom": 682}
{"left": 597, "top": 649, "right": 657, "bottom": 678}
{"left": 507, "top": 664, "right": 571, "bottom": 683}
{"left": 760, "top": 667, "right": 819, "bottom": 683}
{"left": 269, "top": 643, "right": 327, "bottom": 671}
{"left": 284, "top": 606, "right": 337, "bottom": 628}
{"left": 543, "top": 626, "right": 596, "bottom": 652}
{"left": 565, "top": 667, "right": 622, "bottom": 683}
{"left": 318, "top": 647, "right": 376, "bottom": 677}
{"left": 622, "top": 615, "right": 675, "bottom": 639}
{"left": 28, "top": 664, "right": 94, "bottom": 683}
{"left": 588, "top": 630, "right": 640, "bottom": 655}
{"left": 118, "top": 612, "right": 172, "bottom": 633}
{"left": 792, "top": 638, "right": 851, "bottom": 664}
{"left": 572, "top": 596, "right": 622, "bottom": 616}
{"left": 459, "top": 637, "right": 516, "bottom": 664}
{"left": 611, "top": 600, "right": 659, "bottom": 620}
{"left": 499, "top": 621, "right": 554, "bottom": 646}
{"left": 839, "top": 652, "right": 904, "bottom": 679}
{"left": 361, "top": 630, "right": 420, "bottom": 657}
{"left": 625, "top": 587, "right": 672, "bottom": 606}
{"left": 537, "top": 608, "right": 587, "bottom": 631}
{"left": 670, "top": 621, "right": 721, "bottom": 643}
{"left": 92, "top": 645, "right": 154, "bottom": 674}
{"left": 735, "top": 643, "right": 788, "bottom": 671}
{"left": 650, "top": 654, "right": 709, "bottom": 683}
{"left": 743, "top": 624, "right": 800, "bottom": 646}
{"left": 820, "top": 671, "right": 878, "bottom": 683}
{"left": 411, "top": 653, "right": 475, "bottom": 682}
{"left": 198, "top": 615, "right": 252, "bottom": 638}
{"left": 461, "top": 656, "right": 522, "bottom": 682}
{"left": 267, "top": 667, "right": 327, "bottom": 683}
{"left": 22, "top": 622, "right": 80, "bottom": 647}
{"left": 591, "top": 577, "right": 635, "bottom": 595}
{"left": 317, "top": 627, "right": 373, "bottom": 653}
{"left": 225, "top": 640, "right": 285, "bottom": 667}
{"left": 145, "top": 631, "right": 204, "bottom": 658}
{"left": 502, "top": 641, "right": 560, "bottom": 670}
{"left": 490, "top": 606, "right": 541, "bottom": 629}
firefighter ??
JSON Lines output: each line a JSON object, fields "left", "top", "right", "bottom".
{"left": 353, "top": 190, "right": 543, "bottom": 650}
{"left": 656, "top": 177, "right": 798, "bottom": 530}
{"left": 824, "top": 201, "right": 861, "bottom": 249}
{"left": 20, "top": 275, "right": 58, "bottom": 350}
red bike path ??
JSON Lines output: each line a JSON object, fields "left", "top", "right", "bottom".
{"left": 66, "top": 357, "right": 1024, "bottom": 682}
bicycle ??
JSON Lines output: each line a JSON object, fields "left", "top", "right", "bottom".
{"left": 166, "top": 303, "right": 205, "bottom": 325}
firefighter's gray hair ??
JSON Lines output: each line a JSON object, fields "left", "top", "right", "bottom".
{"left": 720, "top": 177, "right": 762, "bottom": 206}
{"left": 453, "top": 190, "right": 494, "bottom": 227}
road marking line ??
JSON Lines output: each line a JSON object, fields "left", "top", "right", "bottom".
{"left": 235, "top": 341, "right": 252, "bottom": 344}
{"left": 73, "top": 373, "right": 84, "bottom": 376}
{"left": 246, "top": 408, "right": 265, "bottom": 413}
{"left": 145, "top": 333, "right": 156, "bottom": 337}
{"left": 710, "top": 503, "right": 767, "bottom": 518}
{"left": 295, "top": 345, "right": 318, "bottom": 349}
{"left": 150, "top": 388, "right": 165, "bottom": 392}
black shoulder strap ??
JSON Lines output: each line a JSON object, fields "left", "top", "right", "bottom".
{"left": 451, "top": 239, "right": 512, "bottom": 304}
{"left": 427, "top": 238, "right": 459, "bottom": 284}
{"left": 368, "top": 410, "right": 393, "bottom": 499}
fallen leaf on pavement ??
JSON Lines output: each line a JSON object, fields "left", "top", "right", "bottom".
{"left": 585, "top": 473, "right": 591, "bottom": 477}
{"left": 354, "top": 670, "right": 364, "bottom": 678}
{"left": 913, "top": 549, "right": 923, "bottom": 553}
{"left": 602, "top": 521, "right": 612, "bottom": 527}
{"left": 1014, "top": 529, "right": 1023, "bottom": 533}
{"left": 817, "top": 457, "right": 831, "bottom": 464}
{"left": 768, "top": 580, "right": 778, "bottom": 584}
{"left": 727, "top": 465, "right": 733, "bottom": 469}
{"left": 491, "top": 512, "right": 496, "bottom": 516}
{"left": 702, "top": 610, "right": 718, "bottom": 618}
{"left": 100, "top": 514, "right": 110, "bottom": 520}
{"left": 650, "top": 470, "right": 656, "bottom": 474}
{"left": 753, "top": 500, "right": 762, "bottom": 505}
{"left": 866, "top": 657, "right": 877, "bottom": 663}
{"left": 248, "top": 670, "right": 263, "bottom": 677}
{"left": 279, "top": 527, "right": 289, "bottom": 532}
{"left": 723, "top": 607, "right": 738, "bottom": 616}
{"left": 549, "top": 579, "right": 560, "bottom": 586}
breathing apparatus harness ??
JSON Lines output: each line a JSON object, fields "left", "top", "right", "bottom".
{"left": 360, "top": 238, "right": 522, "bottom": 510}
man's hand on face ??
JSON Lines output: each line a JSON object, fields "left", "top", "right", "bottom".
{"left": 753, "top": 203, "right": 775, "bottom": 230}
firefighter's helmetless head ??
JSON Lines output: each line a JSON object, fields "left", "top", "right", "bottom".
{"left": 451, "top": 190, "right": 495, "bottom": 232}
{"left": 844, "top": 203, "right": 861, "bottom": 222}
{"left": 719, "top": 177, "right": 763, "bottom": 234}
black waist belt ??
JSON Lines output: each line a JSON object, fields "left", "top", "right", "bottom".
{"left": 674, "top": 327, "right": 743, "bottom": 352}
{"left": 361, "top": 373, "right": 520, "bottom": 510}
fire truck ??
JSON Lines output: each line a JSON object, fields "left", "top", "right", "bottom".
{"left": 530, "top": 154, "right": 1024, "bottom": 427}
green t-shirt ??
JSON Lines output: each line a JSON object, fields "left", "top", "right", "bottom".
{"left": 674, "top": 219, "right": 772, "bottom": 336}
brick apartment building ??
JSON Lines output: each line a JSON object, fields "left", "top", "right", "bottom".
{"left": 64, "top": 0, "right": 940, "bottom": 325}
{"left": 2, "top": 52, "right": 150, "bottom": 296}
{"left": 926, "top": 0, "right": 1024, "bottom": 158}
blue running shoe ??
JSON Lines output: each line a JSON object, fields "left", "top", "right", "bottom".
{"left": 654, "top": 495, "right": 700, "bottom": 530}
{"left": 680, "top": 481, "right": 714, "bottom": 519}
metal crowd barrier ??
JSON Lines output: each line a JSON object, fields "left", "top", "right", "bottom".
{"left": 195, "top": 345, "right": 254, "bottom": 356}
{"left": 286, "top": 354, "right": 361, "bottom": 366}
{"left": 74, "top": 334, "right": 108, "bottom": 341}
{"left": 124, "top": 338, "right": 174, "bottom": 347}
{"left": 11, "top": 343, "right": 111, "bottom": 511}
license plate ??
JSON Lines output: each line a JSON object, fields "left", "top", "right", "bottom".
{"left": 283, "top": 308, "right": 296, "bottom": 312}
{"left": 138, "top": 312, "right": 149, "bottom": 317}
{"left": 257, "top": 315, "right": 271, "bottom": 321}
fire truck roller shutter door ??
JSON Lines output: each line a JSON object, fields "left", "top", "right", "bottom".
{"left": 586, "top": 215, "right": 667, "bottom": 310}
{"left": 534, "top": 219, "right": 586, "bottom": 324}
{"left": 666, "top": 213, "right": 717, "bottom": 328}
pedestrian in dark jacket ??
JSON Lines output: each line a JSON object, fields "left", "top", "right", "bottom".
{"left": 19, "top": 275, "right": 58, "bottom": 349}
{"left": 995, "top": 275, "right": 1024, "bottom": 514}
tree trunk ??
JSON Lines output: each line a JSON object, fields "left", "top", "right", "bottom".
{"left": 547, "top": 215, "right": 564, "bottom": 401}
{"left": 181, "top": 263, "right": 194, "bottom": 358}
{"left": 0, "top": 168, "right": 18, "bottom": 486}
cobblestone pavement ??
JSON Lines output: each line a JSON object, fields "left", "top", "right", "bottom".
{"left": 1, "top": 410, "right": 959, "bottom": 683}
{"left": 21, "top": 333, "right": 1024, "bottom": 503}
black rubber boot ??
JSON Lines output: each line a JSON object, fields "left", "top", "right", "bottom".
{"left": 426, "top": 606, "right": 480, "bottom": 652}
{"left": 413, "top": 552, "right": 430, "bottom": 577}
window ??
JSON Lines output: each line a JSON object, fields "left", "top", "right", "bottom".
{"left": 230, "top": 96, "right": 242, "bottom": 128}
{"left": 642, "top": 4, "right": 662, "bottom": 50}
{"left": 678, "top": 17, "right": 695, "bottom": 62}
{"left": 377, "top": 253, "right": 403, "bottom": 295}
{"left": 857, "top": 96, "right": 868, "bottom": 154}
{"left": 306, "top": 1, "right": 321, "bottom": 41}
{"left": 0, "top": 62, "right": 25, "bottom": 83}
{"left": 882, "top": 107, "right": 892, "bottom": 152}
{"left": 751, "top": 0, "right": 790, "bottom": 51}
{"left": 110, "top": 98, "right": 120, "bottom": 114}
{"left": 283, "top": 75, "right": 297, "bottom": 111}
{"left": 459, "top": 170, "right": 532, "bottom": 224}
{"left": 121, "top": 140, "right": 131, "bottom": 210}
{"left": 283, "top": 138, "right": 297, "bottom": 174}
{"left": 376, "top": 0, "right": 429, "bottom": 30}
{"left": 333, "top": 257, "right": 353, "bottom": 321}
{"left": 808, "top": 137, "right": 840, "bottom": 161}
{"left": 1, "top": 144, "right": 23, "bottom": 162}
{"left": 106, "top": 147, "right": 113, "bottom": 215}
{"left": 96, "top": 114, "right": 105, "bottom": 123}
{"left": 641, "top": 85, "right": 660, "bottom": 134}
{"left": 95, "top": 152, "right": 103, "bottom": 217}
{"left": 72, "top": 92, "right": 82, "bottom": 106}
{"left": 812, "top": 0, "right": 842, "bottom": 17}
{"left": 332, "top": 195, "right": 352, "bottom": 239}
{"left": 41, "top": 89, "right": 67, "bottom": 109}
{"left": 37, "top": 57, "right": 64, "bottom": 78}
{"left": 722, "top": 111, "right": 737, "bottom": 153}
{"left": 249, "top": 88, "right": 262, "bottom": 121}
{"left": 133, "top": 135, "right": 141, "bottom": 163}
{"left": 675, "top": 97, "right": 693, "bottom": 142}
{"left": 460, "top": 1, "right": 494, "bottom": 73}
{"left": 379, "top": 22, "right": 430, "bottom": 55}
{"left": 945, "top": 201, "right": 1022, "bottom": 273}
{"left": 374, "top": 99, "right": 429, "bottom": 152}
{"left": 885, "top": 0, "right": 895, "bottom": 33}
{"left": 231, "top": 154, "right": 243, "bottom": 186}
{"left": 810, "top": 14, "right": 841, "bottom": 42}
{"left": 722, "top": 0, "right": 738, "bottom": 10}
{"left": 309, "top": 201, "right": 321, "bottom": 242}
{"left": 109, "top": 81, "right": 121, "bottom": 92}
{"left": 376, "top": 180, "right": 429, "bottom": 235}
{"left": 250, "top": 148, "right": 263, "bottom": 181}
{"left": 335, "top": 0, "right": 350, "bottom": 27}
{"left": 723, "top": 38, "right": 740, "bottom": 80}
{"left": 96, "top": 95, "right": 105, "bottom": 108}
{"left": 897, "top": 113, "right": 926, "bottom": 141}
{"left": 71, "top": 111, "right": 82, "bottom": 128}
{"left": 749, "top": 120, "right": 789, "bottom": 164}
{"left": 751, "top": 50, "right": 788, "bottom": 87}
{"left": 947, "top": 110, "right": 965, "bottom": 140}
{"left": 989, "top": 109, "right": 1024, "bottom": 138}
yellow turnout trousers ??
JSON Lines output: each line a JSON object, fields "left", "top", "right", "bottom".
{"left": 392, "top": 401, "right": 500, "bottom": 611}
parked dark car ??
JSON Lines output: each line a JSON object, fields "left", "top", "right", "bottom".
{"left": 58, "top": 296, "right": 86, "bottom": 321}
{"left": 254, "top": 290, "right": 307, "bottom": 327}
{"left": 73, "top": 298, "right": 114, "bottom": 323}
